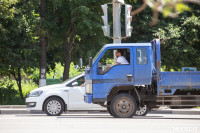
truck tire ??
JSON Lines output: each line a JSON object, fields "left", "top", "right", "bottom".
{"left": 44, "top": 97, "right": 64, "bottom": 116}
{"left": 110, "top": 93, "right": 137, "bottom": 118}
{"left": 107, "top": 106, "right": 113, "bottom": 116}
{"left": 135, "top": 105, "right": 149, "bottom": 116}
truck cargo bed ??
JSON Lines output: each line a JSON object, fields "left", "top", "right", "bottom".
{"left": 160, "top": 71, "right": 200, "bottom": 87}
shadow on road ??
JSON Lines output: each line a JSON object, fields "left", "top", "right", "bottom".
{"left": 13, "top": 113, "right": 200, "bottom": 120}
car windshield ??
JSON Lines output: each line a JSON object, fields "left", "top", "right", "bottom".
{"left": 62, "top": 73, "right": 84, "bottom": 84}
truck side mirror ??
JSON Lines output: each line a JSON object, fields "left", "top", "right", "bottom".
{"left": 79, "top": 58, "right": 83, "bottom": 69}
{"left": 89, "top": 57, "right": 93, "bottom": 67}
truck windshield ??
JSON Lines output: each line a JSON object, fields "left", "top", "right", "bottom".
{"left": 92, "top": 47, "right": 104, "bottom": 64}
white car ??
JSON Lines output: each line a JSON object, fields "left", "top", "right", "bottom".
{"left": 26, "top": 73, "right": 105, "bottom": 116}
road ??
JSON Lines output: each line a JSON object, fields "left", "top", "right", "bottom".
{"left": 0, "top": 113, "right": 200, "bottom": 133}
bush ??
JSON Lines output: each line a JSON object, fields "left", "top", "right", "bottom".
{"left": 0, "top": 62, "right": 83, "bottom": 105}
{"left": 29, "top": 62, "right": 84, "bottom": 83}
{"left": 13, "top": 79, "right": 39, "bottom": 97}
{"left": 0, "top": 77, "right": 38, "bottom": 105}
{"left": 0, "top": 78, "right": 24, "bottom": 105}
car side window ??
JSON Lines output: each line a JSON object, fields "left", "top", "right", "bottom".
{"left": 67, "top": 76, "right": 84, "bottom": 87}
{"left": 137, "top": 48, "right": 147, "bottom": 65}
{"left": 76, "top": 76, "right": 85, "bottom": 86}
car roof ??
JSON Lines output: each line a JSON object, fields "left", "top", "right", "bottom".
{"left": 104, "top": 43, "right": 151, "bottom": 48}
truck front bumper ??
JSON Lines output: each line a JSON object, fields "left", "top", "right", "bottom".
{"left": 84, "top": 94, "right": 92, "bottom": 103}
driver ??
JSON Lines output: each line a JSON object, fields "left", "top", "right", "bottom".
{"left": 115, "top": 49, "right": 129, "bottom": 65}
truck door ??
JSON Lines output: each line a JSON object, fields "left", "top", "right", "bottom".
{"left": 133, "top": 47, "right": 152, "bottom": 85}
{"left": 92, "top": 47, "right": 134, "bottom": 99}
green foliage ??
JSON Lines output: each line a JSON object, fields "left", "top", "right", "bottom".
{"left": 69, "top": 62, "right": 84, "bottom": 78}
{"left": 0, "top": 0, "right": 40, "bottom": 100}
{"left": 154, "top": 15, "right": 200, "bottom": 71}
{"left": 0, "top": 76, "right": 38, "bottom": 105}
{"left": 0, "top": 0, "right": 200, "bottom": 105}
{"left": 0, "top": 78, "right": 19, "bottom": 105}
{"left": 46, "top": 62, "right": 64, "bottom": 79}
{"left": 42, "top": 0, "right": 109, "bottom": 66}
{"left": 29, "top": 62, "right": 84, "bottom": 82}
{"left": 106, "top": 58, "right": 115, "bottom": 65}
{"left": 13, "top": 79, "right": 38, "bottom": 96}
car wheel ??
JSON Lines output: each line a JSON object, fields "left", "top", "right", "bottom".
{"left": 44, "top": 97, "right": 64, "bottom": 116}
{"left": 110, "top": 93, "right": 137, "bottom": 118}
{"left": 135, "top": 105, "right": 149, "bottom": 116}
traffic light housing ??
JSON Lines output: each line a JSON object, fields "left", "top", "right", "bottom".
{"left": 101, "top": 4, "right": 110, "bottom": 37}
{"left": 125, "top": 4, "right": 133, "bottom": 37}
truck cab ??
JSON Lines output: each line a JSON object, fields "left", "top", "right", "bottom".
{"left": 85, "top": 43, "right": 154, "bottom": 102}
{"left": 84, "top": 39, "right": 200, "bottom": 118}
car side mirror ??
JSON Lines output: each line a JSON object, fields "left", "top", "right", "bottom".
{"left": 72, "top": 82, "right": 78, "bottom": 87}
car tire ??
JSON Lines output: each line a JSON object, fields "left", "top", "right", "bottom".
{"left": 135, "top": 105, "right": 149, "bottom": 116}
{"left": 44, "top": 97, "right": 64, "bottom": 116}
{"left": 110, "top": 93, "right": 137, "bottom": 118}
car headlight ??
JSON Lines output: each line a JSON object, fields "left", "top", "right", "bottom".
{"left": 29, "top": 90, "right": 43, "bottom": 97}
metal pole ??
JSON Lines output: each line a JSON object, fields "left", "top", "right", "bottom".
{"left": 113, "top": 1, "right": 121, "bottom": 43}
{"left": 113, "top": 0, "right": 121, "bottom": 63}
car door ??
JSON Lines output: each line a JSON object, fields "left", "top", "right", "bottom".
{"left": 67, "top": 76, "right": 105, "bottom": 110}
{"left": 67, "top": 76, "right": 85, "bottom": 110}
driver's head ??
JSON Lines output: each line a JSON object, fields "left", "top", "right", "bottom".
{"left": 115, "top": 49, "right": 123, "bottom": 57}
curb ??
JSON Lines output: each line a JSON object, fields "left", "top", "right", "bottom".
{"left": 0, "top": 105, "right": 26, "bottom": 108}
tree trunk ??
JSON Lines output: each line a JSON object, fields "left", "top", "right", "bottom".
{"left": 39, "top": 0, "right": 47, "bottom": 87}
{"left": 17, "top": 67, "right": 23, "bottom": 100}
{"left": 63, "top": 37, "right": 73, "bottom": 81}
{"left": 13, "top": 67, "right": 24, "bottom": 100}
{"left": 39, "top": 37, "right": 47, "bottom": 87}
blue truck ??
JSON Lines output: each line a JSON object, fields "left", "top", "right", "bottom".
{"left": 84, "top": 39, "right": 200, "bottom": 118}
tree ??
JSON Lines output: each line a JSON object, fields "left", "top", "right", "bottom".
{"left": 39, "top": 0, "right": 109, "bottom": 81}
{"left": 155, "top": 15, "right": 200, "bottom": 71}
{"left": 0, "top": 0, "right": 39, "bottom": 100}
{"left": 130, "top": 0, "right": 200, "bottom": 26}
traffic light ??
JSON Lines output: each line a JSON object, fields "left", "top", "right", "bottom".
{"left": 101, "top": 4, "right": 110, "bottom": 37}
{"left": 125, "top": 4, "right": 133, "bottom": 37}
{"left": 113, "top": 0, "right": 124, "bottom": 4}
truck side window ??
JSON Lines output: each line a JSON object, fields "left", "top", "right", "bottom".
{"left": 137, "top": 48, "right": 147, "bottom": 65}
{"left": 97, "top": 49, "right": 130, "bottom": 75}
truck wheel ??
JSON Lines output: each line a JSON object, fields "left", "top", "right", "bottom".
{"left": 110, "top": 93, "right": 137, "bottom": 118}
{"left": 135, "top": 105, "right": 149, "bottom": 116}
{"left": 107, "top": 106, "right": 113, "bottom": 116}
{"left": 44, "top": 97, "right": 64, "bottom": 116}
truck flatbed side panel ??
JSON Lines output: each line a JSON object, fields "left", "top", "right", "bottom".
{"left": 160, "top": 72, "right": 200, "bottom": 87}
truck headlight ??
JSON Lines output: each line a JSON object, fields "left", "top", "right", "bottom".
{"left": 29, "top": 90, "right": 43, "bottom": 97}
{"left": 85, "top": 80, "right": 92, "bottom": 94}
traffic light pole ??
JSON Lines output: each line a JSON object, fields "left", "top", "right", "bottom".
{"left": 113, "top": 0, "right": 122, "bottom": 63}
{"left": 113, "top": 1, "right": 121, "bottom": 44}
{"left": 101, "top": 0, "right": 131, "bottom": 62}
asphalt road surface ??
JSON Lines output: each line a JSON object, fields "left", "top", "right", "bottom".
{"left": 0, "top": 113, "right": 200, "bottom": 133}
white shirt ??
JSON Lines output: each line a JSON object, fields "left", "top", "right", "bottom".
{"left": 117, "top": 56, "right": 129, "bottom": 64}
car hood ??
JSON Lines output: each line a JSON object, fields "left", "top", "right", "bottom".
{"left": 31, "top": 84, "right": 66, "bottom": 92}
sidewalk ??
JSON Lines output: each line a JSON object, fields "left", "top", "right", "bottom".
{"left": 0, "top": 105, "right": 200, "bottom": 115}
